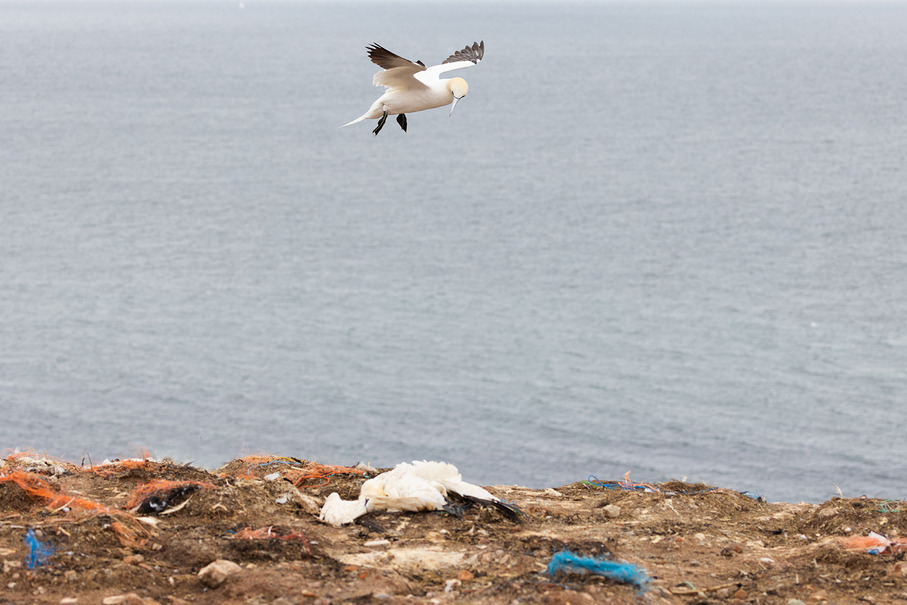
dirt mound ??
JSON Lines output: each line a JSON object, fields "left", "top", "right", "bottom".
{"left": 1, "top": 453, "right": 904, "bottom": 604}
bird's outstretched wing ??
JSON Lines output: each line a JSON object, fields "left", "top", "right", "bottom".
{"left": 367, "top": 43, "right": 428, "bottom": 90}
{"left": 423, "top": 41, "right": 485, "bottom": 80}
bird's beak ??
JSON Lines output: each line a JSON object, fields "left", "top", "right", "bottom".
{"left": 449, "top": 95, "right": 463, "bottom": 117}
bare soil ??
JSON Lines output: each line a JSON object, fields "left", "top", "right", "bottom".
{"left": 1, "top": 454, "right": 905, "bottom": 604}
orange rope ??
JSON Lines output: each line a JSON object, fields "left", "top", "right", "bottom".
{"left": 0, "top": 471, "right": 116, "bottom": 515}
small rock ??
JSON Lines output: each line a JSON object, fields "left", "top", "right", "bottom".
{"left": 602, "top": 504, "right": 621, "bottom": 518}
{"left": 197, "top": 559, "right": 242, "bottom": 588}
{"left": 457, "top": 569, "right": 474, "bottom": 581}
{"left": 817, "top": 508, "right": 837, "bottom": 518}
{"left": 101, "top": 595, "right": 144, "bottom": 605}
{"left": 786, "top": 600, "right": 807, "bottom": 605}
{"left": 733, "top": 588, "right": 747, "bottom": 599}
{"left": 123, "top": 554, "right": 144, "bottom": 565}
{"left": 60, "top": 599, "right": 79, "bottom": 605}
{"left": 891, "top": 561, "right": 907, "bottom": 578}
{"left": 3, "top": 560, "right": 21, "bottom": 573}
{"left": 63, "top": 570, "right": 78, "bottom": 582}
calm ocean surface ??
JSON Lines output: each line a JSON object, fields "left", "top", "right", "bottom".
{"left": 2, "top": 0, "right": 905, "bottom": 503}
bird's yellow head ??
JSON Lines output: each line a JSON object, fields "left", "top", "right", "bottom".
{"left": 448, "top": 77, "right": 469, "bottom": 116}
{"left": 449, "top": 77, "right": 469, "bottom": 98}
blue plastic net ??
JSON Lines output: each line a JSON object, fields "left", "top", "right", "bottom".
{"left": 24, "top": 528, "right": 55, "bottom": 569}
{"left": 547, "top": 550, "right": 649, "bottom": 593}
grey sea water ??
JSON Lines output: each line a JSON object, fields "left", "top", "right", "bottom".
{"left": 1, "top": 0, "right": 905, "bottom": 503}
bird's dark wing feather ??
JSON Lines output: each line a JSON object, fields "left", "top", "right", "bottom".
{"left": 441, "top": 41, "right": 485, "bottom": 65}
{"left": 446, "top": 492, "right": 524, "bottom": 521}
{"left": 367, "top": 43, "right": 419, "bottom": 70}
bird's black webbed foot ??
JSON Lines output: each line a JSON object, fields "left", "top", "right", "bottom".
{"left": 396, "top": 113, "right": 407, "bottom": 132}
{"left": 373, "top": 111, "right": 388, "bottom": 135}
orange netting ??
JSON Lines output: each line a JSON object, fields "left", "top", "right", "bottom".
{"left": 3, "top": 449, "right": 163, "bottom": 478}
{"left": 86, "top": 449, "right": 158, "bottom": 477}
{"left": 227, "top": 455, "right": 307, "bottom": 479}
{"left": 224, "top": 455, "right": 366, "bottom": 488}
{"left": 125, "top": 479, "right": 217, "bottom": 510}
{"left": 290, "top": 464, "right": 367, "bottom": 489}
{"left": 0, "top": 471, "right": 116, "bottom": 514}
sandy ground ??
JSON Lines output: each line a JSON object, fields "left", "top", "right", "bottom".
{"left": 1, "top": 453, "right": 905, "bottom": 604}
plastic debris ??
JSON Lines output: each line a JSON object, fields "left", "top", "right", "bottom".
{"left": 878, "top": 500, "right": 903, "bottom": 513}
{"left": 0, "top": 470, "right": 117, "bottom": 514}
{"left": 547, "top": 550, "right": 650, "bottom": 592}
{"left": 584, "top": 471, "right": 724, "bottom": 496}
{"left": 584, "top": 471, "right": 662, "bottom": 493}
{"left": 126, "top": 479, "right": 216, "bottom": 514}
{"left": 223, "top": 455, "right": 367, "bottom": 488}
{"left": 23, "top": 528, "right": 54, "bottom": 569}
{"left": 4, "top": 451, "right": 74, "bottom": 476}
{"left": 88, "top": 450, "right": 157, "bottom": 476}
{"left": 840, "top": 532, "right": 907, "bottom": 554}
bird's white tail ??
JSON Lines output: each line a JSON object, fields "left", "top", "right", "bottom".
{"left": 340, "top": 115, "right": 367, "bottom": 128}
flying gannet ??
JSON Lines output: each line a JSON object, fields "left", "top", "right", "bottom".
{"left": 319, "top": 460, "right": 520, "bottom": 527}
{"left": 341, "top": 41, "right": 485, "bottom": 135}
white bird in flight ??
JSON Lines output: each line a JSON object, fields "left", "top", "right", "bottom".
{"left": 342, "top": 41, "right": 485, "bottom": 136}
{"left": 319, "top": 460, "right": 520, "bottom": 527}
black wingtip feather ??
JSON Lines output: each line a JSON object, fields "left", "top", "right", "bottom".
{"left": 451, "top": 494, "right": 523, "bottom": 521}
{"left": 442, "top": 41, "right": 485, "bottom": 65}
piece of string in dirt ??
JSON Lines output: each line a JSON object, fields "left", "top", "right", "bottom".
{"left": 583, "top": 473, "right": 722, "bottom": 496}
{"left": 584, "top": 472, "right": 662, "bottom": 493}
